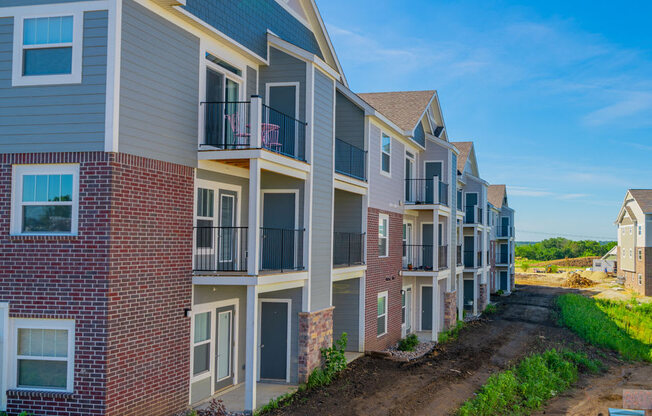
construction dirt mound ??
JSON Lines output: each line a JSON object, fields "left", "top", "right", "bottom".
{"left": 562, "top": 272, "right": 596, "bottom": 288}
{"left": 532, "top": 257, "right": 599, "bottom": 268}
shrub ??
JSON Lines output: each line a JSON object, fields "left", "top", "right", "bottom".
{"left": 306, "top": 332, "right": 348, "bottom": 389}
{"left": 521, "top": 262, "right": 530, "bottom": 272}
{"left": 496, "top": 289, "right": 504, "bottom": 295}
{"left": 397, "top": 334, "right": 420, "bottom": 351}
{"left": 439, "top": 321, "right": 466, "bottom": 344}
{"left": 483, "top": 303, "right": 498, "bottom": 315}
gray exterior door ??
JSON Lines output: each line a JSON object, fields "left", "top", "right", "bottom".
{"left": 464, "top": 236, "right": 475, "bottom": 267}
{"left": 464, "top": 279, "right": 474, "bottom": 309}
{"left": 262, "top": 193, "right": 296, "bottom": 270}
{"left": 260, "top": 301, "right": 289, "bottom": 380}
{"left": 214, "top": 305, "right": 235, "bottom": 391}
{"left": 422, "top": 224, "right": 434, "bottom": 270}
{"left": 424, "top": 162, "right": 442, "bottom": 203}
{"left": 500, "top": 271, "right": 508, "bottom": 291}
{"left": 268, "top": 85, "right": 297, "bottom": 156}
{"left": 421, "top": 286, "right": 432, "bottom": 331}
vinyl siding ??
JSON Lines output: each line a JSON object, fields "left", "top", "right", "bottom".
{"left": 335, "top": 91, "right": 364, "bottom": 149}
{"left": 309, "top": 69, "right": 334, "bottom": 311}
{"left": 196, "top": 169, "right": 249, "bottom": 227}
{"left": 260, "top": 171, "right": 304, "bottom": 228}
{"left": 334, "top": 189, "right": 363, "bottom": 233}
{"left": 246, "top": 65, "right": 257, "bottom": 97}
{"left": 2, "top": 0, "right": 87, "bottom": 5}
{"left": 368, "top": 122, "right": 405, "bottom": 213}
{"left": 258, "top": 47, "right": 306, "bottom": 123}
{"left": 0, "top": 11, "right": 107, "bottom": 153}
{"left": 118, "top": 0, "right": 199, "bottom": 167}
{"left": 332, "top": 278, "right": 360, "bottom": 350}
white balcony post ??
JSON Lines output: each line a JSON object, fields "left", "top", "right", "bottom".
{"left": 433, "top": 209, "right": 439, "bottom": 271}
{"left": 248, "top": 159, "right": 261, "bottom": 275}
{"left": 244, "top": 285, "right": 258, "bottom": 412}
{"left": 458, "top": 273, "right": 464, "bottom": 320}
{"left": 432, "top": 275, "right": 440, "bottom": 342}
{"left": 250, "top": 95, "right": 263, "bottom": 149}
{"left": 433, "top": 175, "right": 440, "bottom": 204}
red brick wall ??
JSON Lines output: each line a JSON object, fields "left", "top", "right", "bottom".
{"left": 1, "top": 152, "right": 111, "bottom": 416}
{"left": 365, "top": 208, "right": 403, "bottom": 351}
{"left": 297, "top": 307, "right": 334, "bottom": 382}
{"left": 104, "top": 154, "right": 194, "bottom": 416}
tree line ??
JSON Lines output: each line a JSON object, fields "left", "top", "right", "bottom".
{"left": 515, "top": 238, "right": 616, "bottom": 261}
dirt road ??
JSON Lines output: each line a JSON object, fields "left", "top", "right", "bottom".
{"left": 268, "top": 285, "right": 651, "bottom": 416}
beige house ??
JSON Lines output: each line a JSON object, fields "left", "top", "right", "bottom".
{"left": 615, "top": 189, "right": 652, "bottom": 296}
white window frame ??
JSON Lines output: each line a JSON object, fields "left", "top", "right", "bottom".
{"left": 11, "top": 164, "right": 80, "bottom": 236}
{"left": 377, "top": 291, "right": 388, "bottom": 337}
{"left": 638, "top": 274, "right": 643, "bottom": 285}
{"left": 12, "top": 8, "right": 84, "bottom": 87}
{"left": 629, "top": 248, "right": 632, "bottom": 259}
{"left": 9, "top": 318, "right": 75, "bottom": 393}
{"left": 378, "top": 213, "right": 389, "bottom": 258}
{"left": 638, "top": 225, "right": 642, "bottom": 235}
{"left": 191, "top": 310, "right": 212, "bottom": 379}
{"left": 380, "top": 133, "right": 391, "bottom": 177}
{"left": 638, "top": 249, "right": 642, "bottom": 261}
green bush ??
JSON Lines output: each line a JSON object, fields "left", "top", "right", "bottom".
{"left": 306, "top": 332, "right": 348, "bottom": 389}
{"left": 521, "top": 262, "right": 530, "bottom": 272}
{"left": 483, "top": 303, "right": 498, "bottom": 315}
{"left": 397, "top": 333, "right": 420, "bottom": 351}
{"left": 439, "top": 321, "right": 466, "bottom": 344}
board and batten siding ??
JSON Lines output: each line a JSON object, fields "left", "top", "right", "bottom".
{"left": 258, "top": 47, "right": 306, "bottom": 123}
{"left": 118, "top": 0, "right": 199, "bottom": 167}
{"left": 335, "top": 91, "right": 364, "bottom": 149}
{"left": 309, "top": 69, "right": 334, "bottom": 311}
{"left": 368, "top": 123, "right": 405, "bottom": 213}
{"left": 0, "top": 11, "right": 107, "bottom": 153}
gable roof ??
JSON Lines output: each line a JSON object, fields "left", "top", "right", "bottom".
{"left": 629, "top": 189, "right": 652, "bottom": 214}
{"left": 488, "top": 185, "right": 506, "bottom": 209}
{"left": 358, "top": 90, "right": 436, "bottom": 132}
{"left": 452, "top": 141, "right": 473, "bottom": 173}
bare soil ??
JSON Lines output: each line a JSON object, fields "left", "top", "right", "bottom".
{"left": 266, "top": 285, "right": 651, "bottom": 416}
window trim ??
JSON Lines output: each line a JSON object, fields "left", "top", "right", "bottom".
{"left": 377, "top": 291, "right": 388, "bottom": 337}
{"left": 380, "top": 133, "right": 391, "bottom": 177}
{"left": 12, "top": 9, "right": 84, "bottom": 86}
{"left": 638, "top": 249, "right": 643, "bottom": 261}
{"left": 10, "top": 164, "right": 80, "bottom": 236}
{"left": 638, "top": 274, "right": 642, "bottom": 285}
{"left": 378, "top": 213, "right": 389, "bottom": 258}
{"left": 9, "top": 318, "right": 75, "bottom": 393}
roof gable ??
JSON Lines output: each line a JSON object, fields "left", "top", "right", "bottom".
{"left": 629, "top": 189, "right": 652, "bottom": 214}
{"left": 488, "top": 185, "right": 506, "bottom": 209}
{"left": 452, "top": 141, "right": 479, "bottom": 176}
{"left": 358, "top": 90, "right": 437, "bottom": 132}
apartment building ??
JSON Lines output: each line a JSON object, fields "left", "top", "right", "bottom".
{"left": 487, "top": 184, "right": 515, "bottom": 294}
{"left": 615, "top": 189, "right": 652, "bottom": 296}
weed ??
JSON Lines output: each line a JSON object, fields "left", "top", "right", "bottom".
{"left": 397, "top": 333, "right": 419, "bottom": 351}
{"left": 254, "top": 392, "right": 295, "bottom": 415}
{"left": 521, "top": 262, "right": 530, "bottom": 272}
{"left": 496, "top": 289, "right": 505, "bottom": 295}
{"left": 439, "top": 321, "right": 466, "bottom": 344}
{"left": 483, "top": 303, "right": 498, "bottom": 315}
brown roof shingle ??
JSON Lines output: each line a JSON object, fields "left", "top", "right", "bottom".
{"left": 488, "top": 184, "right": 506, "bottom": 209}
{"left": 358, "top": 90, "right": 436, "bottom": 131}
{"left": 629, "top": 189, "right": 652, "bottom": 213}
{"left": 452, "top": 141, "right": 473, "bottom": 173}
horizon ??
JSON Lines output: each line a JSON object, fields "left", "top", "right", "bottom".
{"left": 317, "top": 0, "right": 652, "bottom": 243}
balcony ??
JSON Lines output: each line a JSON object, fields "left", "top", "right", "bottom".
{"left": 463, "top": 250, "right": 479, "bottom": 268}
{"left": 193, "top": 226, "right": 248, "bottom": 272}
{"left": 201, "top": 100, "right": 307, "bottom": 162}
{"left": 335, "top": 138, "right": 366, "bottom": 181}
{"left": 457, "top": 245, "right": 463, "bottom": 266}
{"left": 404, "top": 179, "right": 449, "bottom": 206}
{"left": 464, "top": 205, "right": 482, "bottom": 224}
{"left": 497, "top": 225, "right": 513, "bottom": 238}
{"left": 438, "top": 245, "right": 448, "bottom": 270}
{"left": 259, "top": 228, "right": 305, "bottom": 272}
{"left": 403, "top": 244, "right": 448, "bottom": 271}
{"left": 496, "top": 251, "right": 509, "bottom": 265}
{"left": 333, "top": 232, "right": 365, "bottom": 268}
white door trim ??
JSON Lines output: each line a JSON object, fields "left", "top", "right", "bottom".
{"left": 257, "top": 298, "right": 292, "bottom": 383}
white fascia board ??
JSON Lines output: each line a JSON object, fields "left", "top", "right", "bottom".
{"left": 306, "top": 0, "right": 347, "bottom": 86}
{"left": 465, "top": 172, "right": 489, "bottom": 187}
{"left": 336, "top": 82, "right": 374, "bottom": 113}
{"left": 426, "top": 134, "right": 457, "bottom": 153}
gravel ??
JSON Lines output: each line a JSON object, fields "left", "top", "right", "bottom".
{"left": 386, "top": 340, "right": 436, "bottom": 361}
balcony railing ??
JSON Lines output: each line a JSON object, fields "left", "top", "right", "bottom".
{"left": 201, "top": 100, "right": 307, "bottom": 162}
{"left": 497, "top": 251, "right": 509, "bottom": 264}
{"left": 478, "top": 251, "right": 483, "bottom": 267}
{"left": 403, "top": 244, "right": 433, "bottom": 271}
{"left": 335, "top": 138, "right": 366, "bottom": 181}
{"left": 438, "top": 245, "right": 448, "bottom": 269}
{"left": 463, "top": 250, "right": 477, "bottom": 268}
{"left": 497, "top": 225, "right": 513, "bottom": 238}
{"left": 193, "top": 226, "right": 248, "bottom": 272}
{"left": 260, "top": 228, "right": 305, "bottom": 272}
{"left": 464, "top": 205, "right": 483, "bottom": 224}
{"left": 457, "top": 245, "right": 463, "bottom": 266}
{"left": 333, "top": 232, "right": 365, "bottom": 267}
{"left": 404, "top": 179, "right": 449, "bottom": 205}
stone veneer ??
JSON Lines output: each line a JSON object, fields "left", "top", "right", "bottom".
{"left": 297, "top": 307, "right": 334, "bottom": 382}
{"left": 444, "top": 291, "right": 457, "bottom": 329}
{"left": 479, "top": 283, "right": 488, "bottom": 312}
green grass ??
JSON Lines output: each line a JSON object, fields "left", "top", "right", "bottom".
{"left": 556, "top": 294, "right": 652, "bottom": 362}
{"left": 439, "top": 321, "right": 466, "bottom": 344}
{"left": 458, "top": 349, "right": 601, "bottom": 416}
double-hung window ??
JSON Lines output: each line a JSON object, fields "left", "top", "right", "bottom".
{"left": 11, "top": 164, "right": 80, "bottom": 235}
{"left": 13, "top": 11, "right": 83, "bottom": 86}
{"left": 12, "top": 319, "right": 75, "bottom": 392}
{"left": 377, "top": 291, "right": 388, "bottom": 337}
{"left": 381, "top": 134, "right": 391, "bottom": 175}
{"left": 192, "top": 312, "right": 211, "bottom": 377}
{"left": 378, "top": 214, "right": 389, "bottom": 257}
{"left": 638, "top": 249, "right": 643, "bottom": 261}
{"left": 638, "top": 274, "right": 643, "bottom": 285}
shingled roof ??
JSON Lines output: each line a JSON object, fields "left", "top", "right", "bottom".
{"left": 630, "top": 189, "right": 652, "bottom": 213}
{"left": 358, "top": 90, "right": 436, "bottom": 132}
{"left": 488, "top": 184, "right": 506, "bottom": 209}
{"left": 451, "top": 141, "right": 473, "bottom": 173}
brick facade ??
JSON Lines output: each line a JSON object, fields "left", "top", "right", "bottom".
{"left": 0, "top": 152, "right": 194, "bottom": 416}
{"left": 443, "top": 290, "right": 457, "bottom": 329}
{"left": 297, "top": 307, "right": 334, "bottom": 382}
{"left": 365, "top": 208, "right": 403, "bottom": 351}
{"left": 621, "top": 246, "right": 652, "bottom": 297}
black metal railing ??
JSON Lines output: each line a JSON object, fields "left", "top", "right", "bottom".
{"left": 202, "top": 101, "right": 251, "bottom": 149}
{"left": 404, "top": 179, "right": 449, "bottom": 205}
{"left": 335, "top": 138, "right": 366, "bottom": 181}
{"left": 403, "top": 244, "right": 434, "bottom": 271}
{"left": 438, "top": 245, "right": 448, "bottom": 269}
{"left": 333, "top": 232, "right": 365, "bottom": 267}
{"left": 261, "top": 104, "right": 306, "bottom": 161}
{"left": 478, "top": 251, "right": 483, "bottom": 267}
{"left": 464, "top": 205, "right": 482, "bottom": 224}
{"left": 457, "top": 245, "right": 463, "bottom": 266}
{"left": 259, "top": 228, "right": 305, "bottom": 272}
{"left": 497, "top": 225, "right": 512, "bottom": 238}
{"left": 193, "top": 226, "right": 248, "bottom": 272}
{"left": 464, "top": 250, "right": 476, "bottom": 268}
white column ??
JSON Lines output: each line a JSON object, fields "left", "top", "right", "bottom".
{"left": 250, "top": 96, "right": 263, "bottom": 149}
{"left": 247, "top": 159, "right": 261, "bottom": 276}
{"left": 473, "top": 271, "right": 479, "bottom": 316}
{"left": 433, "top": 209, "right": 439, "bottom": 270}
{"left": 244, "top": 285, "right": 259, "bottom": 412}
{"left": 458, "top": 273, "right": 464, "bottom": 320}
{"left": 432, "top": 275, "right": 439, "bottom": 341}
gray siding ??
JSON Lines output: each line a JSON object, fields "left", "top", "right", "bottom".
{"left": 335, "top": 92, "right": 364, "bottom": 149}
{"left": 119, "top": 0, "right": 199, "bottom": 167}
{"left": 334, "top": 190, "right": 362, "bottom": 233}
{"left": 310, "top": 69, "right": 334, "bottom": 311}
{"left": 259, "top": 288, "right": 302, "bottom": 384}
{"left": 0, "top": 11, "right": 107, "bottom": 153}
{"left": 260, "top": 171, "right": 304, "bottom": 228}
{"left": 368, "top": 123, "right": 405, "bottom": 213}
{"left": 332, "top": 278, "right": 360, "bottom": 351}
{"left": 2, "top": 0, "right": 87, "bottom": 5}
{"left": 258, "top": 48, "right": 306, "bottom": 123}
{"left": 246, "top": 65, "right": 257, "bottom": 98}
{"left": 196, "top": 169, "right": 249, "bottom": 226}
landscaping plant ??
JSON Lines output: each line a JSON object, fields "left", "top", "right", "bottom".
{"left": 307, "top": 332, "right": 348, "bottom": 389}
{"left": 397, "top": 333, "right": 420, "bottom": 351}
{"left": 438, "top": 321, "right": 466, "bottom": 344}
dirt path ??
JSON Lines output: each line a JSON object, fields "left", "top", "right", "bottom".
{"left": 267, "top": 285, "right": 649, "bottom": 416}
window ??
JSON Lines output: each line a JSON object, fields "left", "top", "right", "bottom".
{"left": 377, "top": 292, "right": 388, "bottom": 336}
{"left": 192, "top": 312, "right": 211, "bottom": 376}
{"left": 639, "top": 249, "right": 643, "bottom": 261}
{"left": 623, "top": 249, "right": 626, "bottom": 258}
{"left": 638, "top": 274, "right": 643, "bottom": 285}
{"left": 630, "top": 228, "right": 632, "bottom": 235}
{"left": 381, "top": 134, "right": 391, "bottom": 175}
{"left": 11, "top": 164, "right": 79, "bottom": 235}
{"left": 378, "top": 214, "right": 389, "bottom": 257}
{"left": 13, "top": 11, "right": 83, "bottom": 86}
{"left": 11, "top": 319, "right": 75, "bottom": 392}
{"left": 638, "top": 225, "right": 642, "bottom": 235}
{"left": 629, "top": 248, "right": 632, "bottom": 258}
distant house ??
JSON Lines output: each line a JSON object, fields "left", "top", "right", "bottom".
{"left": 592, "top": 246, "right": 617, "bottom": 273}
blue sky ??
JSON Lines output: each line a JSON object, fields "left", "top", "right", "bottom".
{"left": 317, "top": 0, "right": 652, "bottom": 242}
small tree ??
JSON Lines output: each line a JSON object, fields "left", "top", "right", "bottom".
{"left": 521, "top": 262, "right": 530, "bottom": 272}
